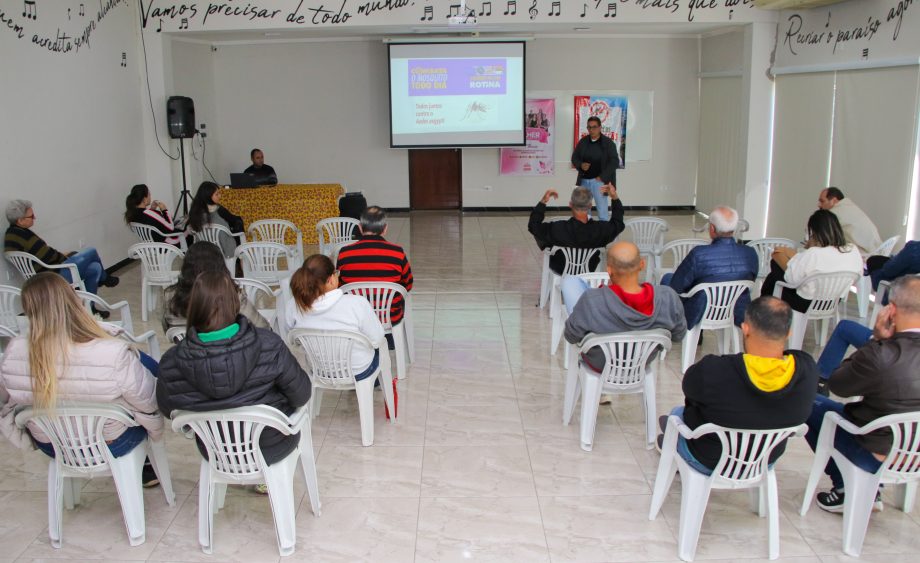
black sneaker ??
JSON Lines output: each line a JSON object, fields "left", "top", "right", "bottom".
{"left": 142, "top": 463, "right": 160, "bottom": 488}
{"left": 90, "top": 305, "right": 110, "bottom": 320}
{"left": 100, "top": 275, "right": 120, "bottom": 288}
{"left": 817, "top": 379, "right": 830, "bottom": 397}
{"left": 816, "top": 488, "right": 883, "bottom": 513}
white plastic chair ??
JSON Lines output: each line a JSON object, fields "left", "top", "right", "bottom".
{"left": 853, "top": 235, "right": 900, "bottom": 319}
{"left": 548, "top": 246, "right": 604, "bottom": 356}
{"left": 14, "top": 403, "right": 175, "bottom": 548}
{"left": 800, "top": 411, "right": 920, "bottom": 557}
{"left": 338, "top": 282, "right": 413, "bottom": 380}
{"left": 559, "top": 272, "right": 610, "bottom": 370}
{"left": 0, "top": 284, "right": 22, "bottom": 337}
{"left": 5, "top": 251, "right": 85, "bottom": 291}
{"left": 234, "top": 277, "right": 281, "bottom": 330}
{"left": 234, "top": 242, "right": 294, "bottom": 288}
{"left": 171, "top": 404, "right": 321, "bottom": 557}
{"left": 868, "top": 274, "right": 920, "bottom": 328}
{"left": 536, "top": 217, "right": 570, "bottom": 309}
{"left": 680, "top": 280, "right": 755, "bottom": 373}
{"left": 129, "top": 222, "right": 187, "bottom": 251}
{"left": 165, "top": 326, "right": 187, "bottom": 343}
{"left": 316, "top": 217, "right": 359, "bottom": 257}
{"left": 653, "top": 238, "right": 708, "bottom": 284}
{"left": 650, "top": 415, "right": 807, "bottom": 561}
{"left": 773, "top": 271, "right": 861, "bottom": 351}
{"left": 76, "top": 290, "right": 134, "bottom": 334}
{"left": 746, "top": 238, "right": 798, "bottom": 296}
{"left": 563, "top": 330, "right": 671, "bottom": 451}
{"left": 248, "top": 219, "right": 304, "bottom": 270}
{"left": 288, "top": 328, "right": 396, "bottom": 446}
{"left": 128, "top": 243, "right": 183, "bottom": 322}
{"left": 624, "top": 217, "right": 668, "bottom": 279}
{"left": 192, "top": 224, "right": 246, "bottom": 270}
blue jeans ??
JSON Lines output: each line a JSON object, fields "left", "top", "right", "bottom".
{"left": 561, "top": 275, "right": 591, "bottom": 315}
{"left": 61, "top": 247, "right": 107, "bottom": 294}
{"left": 581, "top": 178, "right": 608, "bottom": 221}
{"left": 805, "top": 395, "right": 883, "bottom": 490}
{"left": 669, "top": 406, "right": 713, "bottom": 476}
{"left": 816, "top": 321, "right": 872, "bottom": 380}
{"left": 354, "top": 350, "right": 380, "bottom": 381}
{"left": 34, "top": 352, "right": 158, "bottom": 459}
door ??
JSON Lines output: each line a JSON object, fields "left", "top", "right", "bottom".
{"left": 408, "top": 149, "right": 462, "bottom": 209}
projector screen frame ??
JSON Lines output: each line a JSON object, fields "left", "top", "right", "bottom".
{"left": 387, "top": 40, "right": 527, "bottom": 149}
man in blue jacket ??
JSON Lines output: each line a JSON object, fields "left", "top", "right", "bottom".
{"left": 663, "top": 206, "right": 759, "bottom": 329}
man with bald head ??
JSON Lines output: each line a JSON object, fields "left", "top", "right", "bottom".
{"left": 663, "top": 206, "right": 758, "bottom": 330}
{"left": 563, "top": 241, "right": 687, "bottom": 373}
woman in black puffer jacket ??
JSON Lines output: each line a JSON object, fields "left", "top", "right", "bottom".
{"left": 157, "top": 269, "right": 311, "bottom": 465}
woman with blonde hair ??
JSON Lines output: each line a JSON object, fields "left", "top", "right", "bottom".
{"left": 0, "top": 273, "right": 163, "bottom": 480}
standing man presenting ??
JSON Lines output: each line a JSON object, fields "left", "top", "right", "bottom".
{"left": 244, "top": 148, "right": 278, "bottom": 186}
{"left": 571, "top": 116, "right": 620, "bottom": 221}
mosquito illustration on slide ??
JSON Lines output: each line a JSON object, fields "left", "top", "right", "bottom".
{"left": 462, "top": 101, "right": 489, "bottom": 122}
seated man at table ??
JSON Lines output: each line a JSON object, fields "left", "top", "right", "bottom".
{"left": 4, "top": 199, "right": 118, "bottom": 310}
{"left": 243, "top": 148, "right": 277, "bottom": 185}
{"left": 336, "top": 206, "right": 413, "bottom": 326}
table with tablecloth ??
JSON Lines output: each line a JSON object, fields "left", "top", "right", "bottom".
{"left": 218, "top": 183, "right": 344, "bottom": 245}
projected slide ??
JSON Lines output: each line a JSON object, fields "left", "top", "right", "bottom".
{"left": 389, "top": 42, "right": 525, "bottom": 147}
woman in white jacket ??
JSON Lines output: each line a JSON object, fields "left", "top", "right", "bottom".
{"left": 286, "top": 254, "right": 384, "bottom": 380}
{"left": 762, "top": 209, "right": 863, "bottom": 312}
{"left": 0, "top": 273, "right": 163, "bottom": 463}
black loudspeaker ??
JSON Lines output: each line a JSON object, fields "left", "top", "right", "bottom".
{"left": 166, "top": 96, "right": 196, "bottom": 139}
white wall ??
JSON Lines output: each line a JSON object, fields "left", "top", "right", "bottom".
{"left": 0, "top": 0, "right": 149, "bottom": 282}
{"left": 185, "top": 36, "right": 701, "bottom": 209}
{"left": 170, "top": 39, "right": 220, "bottom": 193}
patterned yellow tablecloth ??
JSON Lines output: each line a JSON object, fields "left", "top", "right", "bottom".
{"left": 219, "top": 183, "right": 343, "bottom": 245}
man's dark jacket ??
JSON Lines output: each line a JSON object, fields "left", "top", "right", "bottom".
{"left": 528, "top": 199, "right": 625, "bottom": 274}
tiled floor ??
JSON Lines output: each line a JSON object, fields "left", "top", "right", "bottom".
{"left": 1, "top": 211, "right": 918, "bottom": 562}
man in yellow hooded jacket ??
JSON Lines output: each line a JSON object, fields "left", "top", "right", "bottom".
{"left": 660, "top": 296, "right": 819, "bottom": 474}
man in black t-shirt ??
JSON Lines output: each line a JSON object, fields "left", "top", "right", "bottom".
{"left": 243, "top": 148, "right": 278, "bottom": 185}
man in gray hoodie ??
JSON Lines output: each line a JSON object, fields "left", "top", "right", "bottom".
{"left": 563, "top": 241, "right": 687, "bottom": 373}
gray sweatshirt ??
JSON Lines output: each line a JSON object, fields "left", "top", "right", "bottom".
{"left": 564, "top": 284, "right": 688, "bottom": 369}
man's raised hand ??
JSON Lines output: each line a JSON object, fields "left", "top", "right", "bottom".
{"left": 541, "top": 189, "right": 559, "bottom": 204}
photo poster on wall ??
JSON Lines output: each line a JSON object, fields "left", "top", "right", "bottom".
{"left": 499, "top": 99, "right": 555, "bottom": 176}
{"left": 573, "top": 95, "right": 628, "bottom": 168}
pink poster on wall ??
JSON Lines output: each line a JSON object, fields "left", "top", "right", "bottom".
{"left": 500, "top": 98, "right": 555, "bottom": 176}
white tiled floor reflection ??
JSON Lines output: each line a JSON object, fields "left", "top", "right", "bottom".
{"left": 1, "top": 211, "right": 917, "bottom": 562}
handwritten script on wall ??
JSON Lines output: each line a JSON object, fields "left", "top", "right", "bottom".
{"left": 1, "top": 0, "right": 130, "bottom": 55}
{"left": 137, "top": 0, "right": 765, "bottom": 32}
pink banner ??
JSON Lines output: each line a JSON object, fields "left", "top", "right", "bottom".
{"left": 500, "top": 98, "right": 555, "bottom": 176}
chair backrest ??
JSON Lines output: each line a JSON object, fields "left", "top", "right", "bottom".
{"left": 128, "top": 222, "right": 172, "bottom": 242}
{"left": 552, "top": 246, "right": 603, "bottom": 277}
{"left": 579, "top": 330, "right": 672, "bottom": 389}
{"left": 873, "top": 235, "right": 901, "bottom": 258}
{"left": 686, "top": 422, "right": 807, "bottom": 485}
{"left": 248, "top": 219, "right": 301, "bottom": 248}
{"left": 798, "top": 271, "right": 862, "bottom": 318}
{"left": 576, "top": 272, "right": 610, "bottom": 289}
{"left": 287, "top": 328, "right": 369, "bottom": 388}
{"left": 0, "top": 285, "right": 22, "bottom": 336}
{"left": 15, "top": 403, "right": 139, "bottom": 474}
{"left": 855, "top": 412, "right": 920, "bottom": 481}
{"left": 234, "top": 242, "right": 291, "bottom": 283}
{"left": 129, "top": 242, "right": 183, "bottom": 284}
{"left": 746, "top": 238, "right": 798, "bottom": 279}
{"left": 687, "top": 280, "right": 755, "bottom": 329}
{"left": 76, "top": 290, "right": 133, "bottom": 334}
{"left": 234, "top": 277, "right": 276, "bottom": 308}
{"left": 316, "top": 218, "right": 359, "bottom": 255}
{"left": 624, "top": 217, "right": 668, "bottom": 253}
{"left": 658, "top": 238, "right": 708, "bottom": 270}
{"left": 192, "top": 224, "right": 240, "bottom": 246}
{"left": 5, "top": 251, "right": 84, "bottom": 291}
{"left": 170, "top": 405, "right": 292, "bottom": 479}
{"left": 339, "top": 282, "right": 406, "bottom": 329}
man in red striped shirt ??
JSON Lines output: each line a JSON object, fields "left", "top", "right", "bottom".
{"left": 336, "top": 206, "right": 413, "bottom": 325}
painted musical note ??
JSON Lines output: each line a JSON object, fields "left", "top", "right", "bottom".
{"left": 503, "top": 0, "right": 516, "bottom": 16}
{"left": 594, "top": 0, "right": 602, "bottom": 8}
{"left": 22, "top": 0, "right": 36, "bottom": 20}
{"left": 79, "top": 3, "right": 84, "bottom": 16}
{"left": 580, "top": 3, "right": 587, "bottom": 17}
{"left": 825, "top": 11, "right": 831, "bottom": 28}
{"left": 463, "top": 8, "right": 476, "bottom": 22}
{"left": 68, "top": 7, "right": 71, "bottom": 19}
{"left": 528, "top": 0, "right": 537, "bottom": 19}
{"left": 604, "top": 3, "right": 616, "bottom": 18}
{"left": 420, "top": 5, "right": 433, "bottom": 21}
{"left": 479, "top": 1, "right": 492, "bottom": 16}
{"left": 179, "top": 17, "right": 189, "bottom": 30}
{"left": 730, "top": 9, "right": 735, "bottom": 20}
{"left": 447, "top": 3, "right": 460, "bottom": 18}
{"left": 121, "top": 52, "right": 127, "bottom": 68}
{"left": 156, "top": 18, "right": 163, "bottom": 32}
{"left": 549, "top": 1, "right": 560, "bottom": 16}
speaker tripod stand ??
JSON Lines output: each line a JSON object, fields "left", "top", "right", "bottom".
{"left": 173, "top": 137, "right": 193, "bottom": 225}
